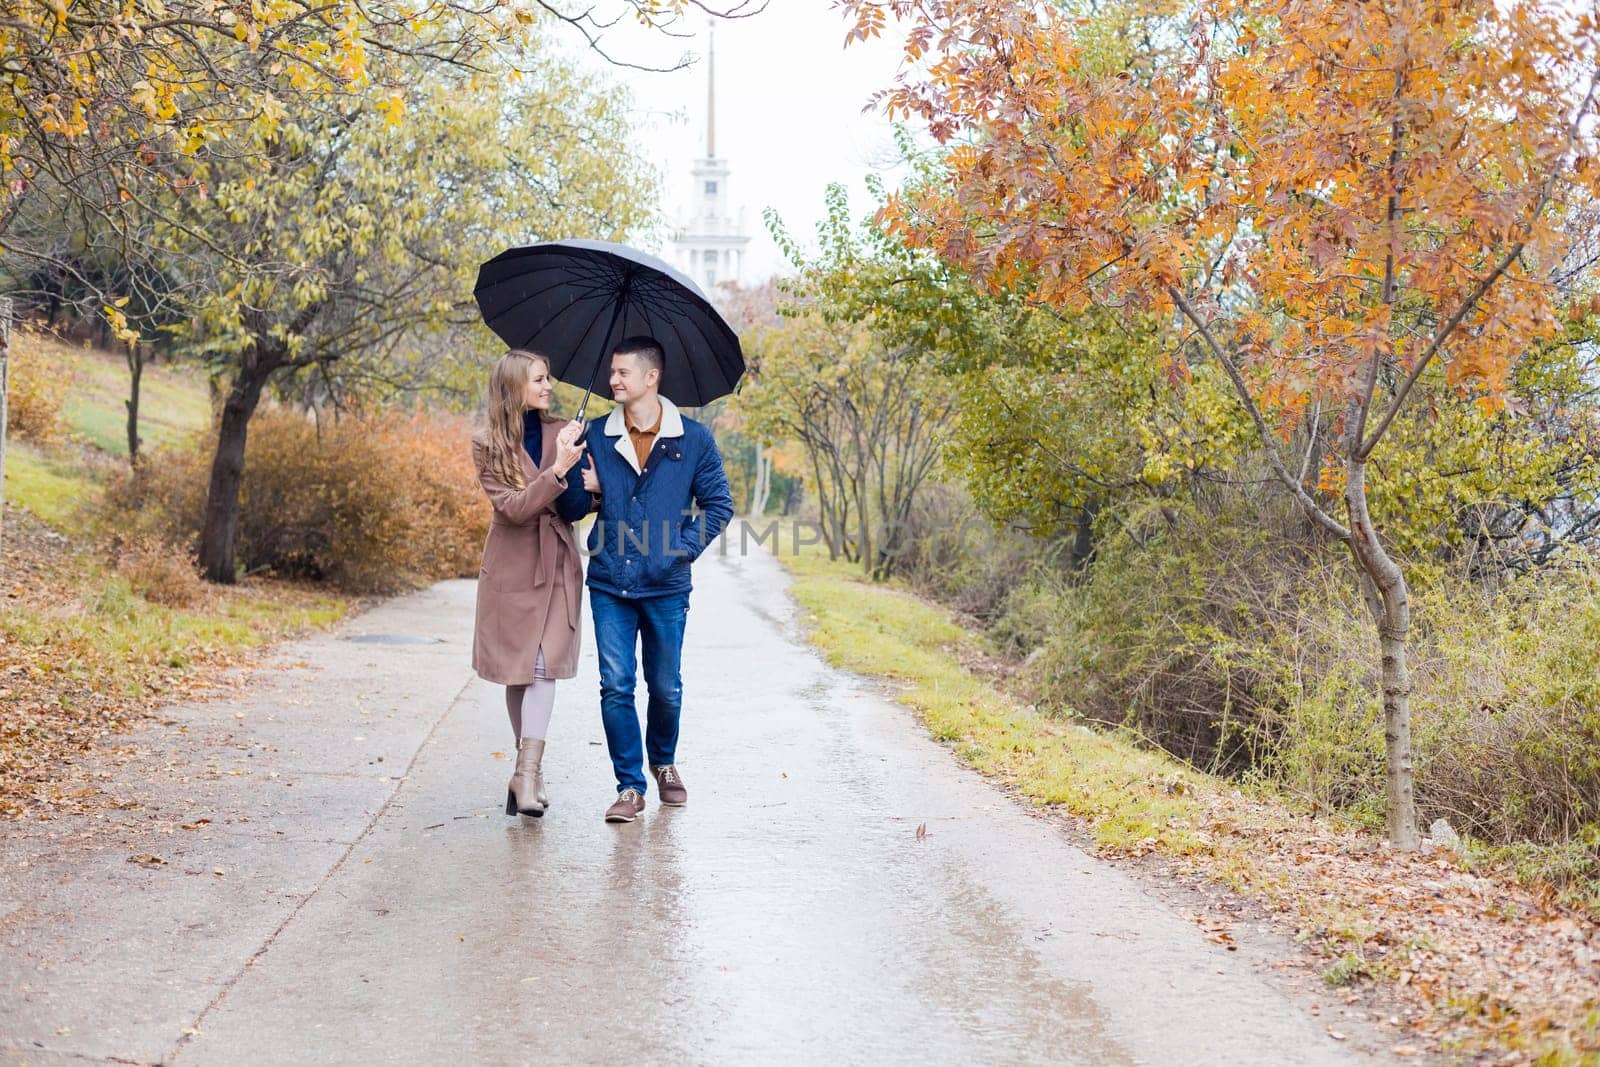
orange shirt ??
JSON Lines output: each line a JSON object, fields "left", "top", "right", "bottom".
{"left": 625, "top": 403, "right": 663, "bottom": 471}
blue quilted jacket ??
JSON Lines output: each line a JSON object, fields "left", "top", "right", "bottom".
{"left": 581, "top": 396, "right": 734, "bottom": 599}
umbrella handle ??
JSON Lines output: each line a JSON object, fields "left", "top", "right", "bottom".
{"left": 574, "top": 277, "right": 630, "bottom": 429}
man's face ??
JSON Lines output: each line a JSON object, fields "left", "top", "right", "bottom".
{"left": 609, "top": 351, "right": 658, "bottom": 403}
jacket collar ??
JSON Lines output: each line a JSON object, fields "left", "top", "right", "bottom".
{"left": 603, "top": 396, "right": 684, "bottom": 475}
{"left": 603, "top": 395, "right": 684, "bottom": 439}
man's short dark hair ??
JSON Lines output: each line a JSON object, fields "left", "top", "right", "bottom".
{"left": 614, "top": 335, "right": 664, "bottom": 375}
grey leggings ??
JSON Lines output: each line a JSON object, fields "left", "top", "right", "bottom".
{"left": 504, "top": 648, "right": 554, "bottom": 741}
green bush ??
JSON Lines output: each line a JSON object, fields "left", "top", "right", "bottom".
{"left": 1407, "top": 570, "right": 1600, "bottom": 844}
{"left": 989, "top": 564, "right": 1074, "bottom": 659}
{"left": 893, "top": 480, "right": 1064, "bottom": 626}
{"left": 994, "top": 495, "right": 1600, "bottom": 861}
{"left": 1015, "top": 493, "right": 1315, "bottom": 777}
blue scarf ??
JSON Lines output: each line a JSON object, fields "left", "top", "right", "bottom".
{"left": 522, "top": 410, "right": 544, "bottom": 466}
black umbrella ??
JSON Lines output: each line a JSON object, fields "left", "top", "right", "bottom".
{"left": 473, "top": 239, "right": 745, "bottom": 420}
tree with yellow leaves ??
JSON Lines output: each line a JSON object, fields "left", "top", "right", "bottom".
{"left": 0, "top": 0, "right": 747, "bottom": 332}
{"left": 149, "top": 50, "right": 654, "bottom": 582}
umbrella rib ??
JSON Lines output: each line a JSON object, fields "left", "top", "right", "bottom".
{"left": 477, "top": 260, "right": 604, "bottom": 289}
{"left": 491, "top": 265, "right": 626, "bottom": 353}
{"left": 681, "top": 309, "right": 730, "bottom": 406}
{"left": 559, "top": 289, "right": 619, "bottom": 383}
{"left": 638, "top": 282, "right": 700, "bottom": 317}
{"left": 478, "top": 270, "right": 611, "bottom": 303}
{"left": 693, "top": 313, "right": 741, "bottom": 383}
{"left": 478, "top": 256, "right": 623, "bottom": 302}
{"left": 482, "top": 276, "right": 593, "bottom": 333}
{"left": 562, "top": 260, "right": 626, "bottom": 290}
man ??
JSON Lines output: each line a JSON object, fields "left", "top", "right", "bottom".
{"left": 579, "top": 336, "right": 734, "bottom": 823}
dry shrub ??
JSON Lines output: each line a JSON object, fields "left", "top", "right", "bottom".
{"left": 106, "top": 408, "right": 487, "bottom": 593}
{"left": 104, "top": 438, "right": 208, "bottom": 541}
{"left": 5, "top": 330, "right": 67, "bottom": 444}
{"left": 113, "top": 533, "right": 206, "bottom": 607}
{"left": 384, "top": 409, "right": 487, "bottom": 581}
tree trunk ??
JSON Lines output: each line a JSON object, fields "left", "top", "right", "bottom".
{"left": 1343, "top": 458, "right": 1420, "bottom": 849}
{"left": 0, "top": 298, "right": 12, "bottom": 573}
{"left": 199, "top": 359, "right": 274, "bottom": 583}
{"left": 125, "top": 340, "right": 144, "bottom": 461}
{"left": 750, "top": 445, "right": 772, "bottom": 517}
{"left": 854, "top": 476, "right": 875, "bottom": 579}
{"left": 800, "top": 437, "right": 846, "bottom": 561}
{"left": 1069, "top": 500, "right": 1099, "bottom": 572}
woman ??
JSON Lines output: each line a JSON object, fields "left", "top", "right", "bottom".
{"left": 471, "top": 349, "right": 592, "bottom": 818}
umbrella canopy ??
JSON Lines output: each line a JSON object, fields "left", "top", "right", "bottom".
{"left": 473, "top": 239, "right": 745, "bottom": 411}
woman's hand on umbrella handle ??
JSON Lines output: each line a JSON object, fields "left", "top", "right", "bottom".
{"left": 554, "top": 429, "right": 586, "bottom": 475}
{"left": 581, "top": 454, "right": 601, "bottom": 495}
{"left": 557, "top": 418, "right": 585, "bottom": 448}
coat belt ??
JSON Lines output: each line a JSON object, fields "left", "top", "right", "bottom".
{"left": 529, "top": 512, "right": 581, "bottom": 629}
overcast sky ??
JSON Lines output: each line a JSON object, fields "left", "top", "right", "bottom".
{"left": 570, "top": 2, "right": 911, "bottom": 283}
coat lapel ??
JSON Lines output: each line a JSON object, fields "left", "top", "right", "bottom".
{"left": 532, "top": 417, "right": 580, "bottom": 627}
{"left": 535, "top": 418, "right": 561, "bottom": 474}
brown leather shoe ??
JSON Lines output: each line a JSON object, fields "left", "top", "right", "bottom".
{"left": 651, "top": 765, "right": 688, "bottom": 806}
{"left": 604, "top": 789, "right": 645, "bottom": 823}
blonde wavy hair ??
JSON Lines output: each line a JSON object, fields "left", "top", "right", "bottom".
{"left": 476, "top": 349, "right": 556, "bottom": 490}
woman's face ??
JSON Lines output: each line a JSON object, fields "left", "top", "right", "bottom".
{"left": 523, "top": 361, "right": 554, "bottom": 411}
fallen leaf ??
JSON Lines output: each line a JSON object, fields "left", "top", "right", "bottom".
{"left": 129, "top": 853, "right": 166, "bottom": 866}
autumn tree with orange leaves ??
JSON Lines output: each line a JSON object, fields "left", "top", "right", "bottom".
{"left": 845, "top": 0, "right": 1600, "bottom": 847}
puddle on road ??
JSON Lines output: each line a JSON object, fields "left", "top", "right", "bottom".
{"left": 344, "top": 634, "right": 442, "bottom": 646}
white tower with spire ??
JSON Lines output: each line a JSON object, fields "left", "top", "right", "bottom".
{"left": 671, "top": 27, "right": 750, "bottom": 293}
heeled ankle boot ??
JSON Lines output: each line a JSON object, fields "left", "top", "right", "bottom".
{"left": 505, "top": 737, "right": 546, "bottom": 817}
{"left": 534, "top": 746, "right": 549, "bottom": 809}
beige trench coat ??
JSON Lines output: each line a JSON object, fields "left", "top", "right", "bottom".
{"left": 470, "top": 418, "right": 583, "bottom": 685}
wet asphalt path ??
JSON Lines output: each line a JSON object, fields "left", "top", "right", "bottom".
{"left": 1, "top": 542, "right": 1377, "bottom": 1065}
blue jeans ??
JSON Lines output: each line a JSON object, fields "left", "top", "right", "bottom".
{"left": 590, "top": 587, "right": 690, "bottom": 795}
